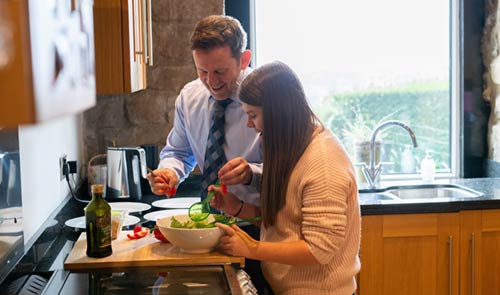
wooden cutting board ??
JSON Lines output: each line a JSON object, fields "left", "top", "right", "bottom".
{"left": 64, "top": 231, "right": 244, "bottom": 271}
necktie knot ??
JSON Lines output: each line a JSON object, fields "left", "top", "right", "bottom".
{"left": 215, "top": 98, "right": 232, "bottom": 110}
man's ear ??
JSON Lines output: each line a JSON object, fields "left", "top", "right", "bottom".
{"left": 240, "top": 50, "right": 252, "bottom": 70}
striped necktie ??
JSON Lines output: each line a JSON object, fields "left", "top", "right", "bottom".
{"left": 201, "top": 98, "right": 232, "bottom": 201}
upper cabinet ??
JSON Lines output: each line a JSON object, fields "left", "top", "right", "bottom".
{"left": 0, "top": 0, "right": 96, "bottom": 128}
{"left": 93, "top": 0, "right": 153, "bottom": 94}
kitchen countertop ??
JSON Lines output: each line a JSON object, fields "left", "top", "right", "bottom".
{"left": 2, "top": 176, "right": 500, "bottom": 290}
{"left": 359, "top": 177, "right": 500, "bottom": 215}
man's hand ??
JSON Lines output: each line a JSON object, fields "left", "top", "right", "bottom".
{"left": 218, "top": 157, "right": 252, "bottom": 185}
{"left": 146, "top": 168, "right": 179, "bottom": 197}
{"left": 216, "top": 223, "right": 260, "bottom": 259}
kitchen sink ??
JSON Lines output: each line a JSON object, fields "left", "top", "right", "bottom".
{"left": 384, "top": 184, "right": 483, "bottom": 200}
{"left": 359, "top": 184, "right": 483, "bottom": 203}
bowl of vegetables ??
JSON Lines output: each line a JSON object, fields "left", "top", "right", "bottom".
{"left": 156, "top": 214, "right": 226, "bottom": 254}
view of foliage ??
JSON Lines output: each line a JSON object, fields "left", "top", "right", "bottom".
{"left": 314, "top": 81, "right": 450, "bottom": 174}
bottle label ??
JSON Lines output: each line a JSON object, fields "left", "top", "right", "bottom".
{"left": 87, "top": 211, "right": 112, "bottom": 249}
{"left": 95, "top": 212, "right": 112, "bottom": 248}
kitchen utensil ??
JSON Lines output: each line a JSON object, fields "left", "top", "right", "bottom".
{"left": 139, "top": 144, "right": 159, "bottom": 196}
{"left": 0, "top": 151, "right": 21, "bottom": 207}
{"left": 106, "top": 147, "right": 148, "bottom": 201}
{"left": 188, "top": 180, "right": 220, "bottom": 222}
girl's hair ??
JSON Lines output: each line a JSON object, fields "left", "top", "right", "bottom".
{"left": 190, "top": 15, "right": 247, "bottom": 60}
{"left": 239, "top": 61, "right": 322, "bottom": 227}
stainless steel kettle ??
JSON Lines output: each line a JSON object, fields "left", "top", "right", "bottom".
{"left": 0, "top": 151, "right": 21, "bottom": 208}
{"left": 106, "top": 147, "right": 147, "bottom": 201}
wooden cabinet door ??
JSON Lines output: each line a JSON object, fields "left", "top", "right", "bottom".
{"left": 460, "top": 209, "right": 500, "bottom": 295}
{"left": 0, "top": 0, "right": 96, "bottom": 127}
{"left": 93, "top": 0, "right": 152, "bottom": 94}
{"left": 359, "top": 213, "right": 459, "bottom": 295}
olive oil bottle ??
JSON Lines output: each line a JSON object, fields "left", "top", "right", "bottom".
{"left": 85, "top": 184, "right": 112, "bottom": 257}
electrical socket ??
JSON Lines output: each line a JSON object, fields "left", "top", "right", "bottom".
{"left": 59, "top": 154, "right": 67, "bottom": 180}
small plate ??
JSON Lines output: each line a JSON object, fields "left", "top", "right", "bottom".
{"left": 151, "top": 197, "right": 200, "bottom": 209}
{"left": 109, "top": 202, "right": 151, "bottom": 213}
{"left": 65, "top": 215, "right": 140, "bottom": 229}
{"left": 143, "top": 209, "right": 188, "bottom": 222}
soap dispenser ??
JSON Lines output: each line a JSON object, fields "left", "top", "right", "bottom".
{"left": 420, "top": 150, "right": 435, "bottom": 183}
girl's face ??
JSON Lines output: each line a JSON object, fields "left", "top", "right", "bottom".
{"left": 241, "top": 102, "right": 263, "bottom": 134}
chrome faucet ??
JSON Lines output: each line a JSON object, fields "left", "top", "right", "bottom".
{"left": 357, "top": 120, "right": 418, "bottom": 189}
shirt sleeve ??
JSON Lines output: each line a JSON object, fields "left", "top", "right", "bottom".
{"left": 248, "top": 163, "right": 262, "bottom": 191}
{"left": 158, "top": 92, "right": 197, "bottom": 182}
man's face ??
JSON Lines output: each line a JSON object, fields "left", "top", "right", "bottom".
{"left": 192, "top": 46, "right": 248, "bottom": 100}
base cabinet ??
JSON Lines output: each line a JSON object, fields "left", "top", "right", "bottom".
{"left": 359, "top": 213, "right": 459, "bottom": 295}
{"left": 358, "top": 210, "right": 500, "bottom": 295}
{"left": 459, "top": 209, "right": 500, "bottom": 295}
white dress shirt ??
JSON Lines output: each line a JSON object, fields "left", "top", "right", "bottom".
{"left": 159, "top": 68, "right": 262, "bottom": 206}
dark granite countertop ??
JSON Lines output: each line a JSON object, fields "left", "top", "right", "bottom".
{"left": 359, "top": 177, "right": 500, "bottom": 215}
{"left": 2, "top": 176, "right": 500, "bottom": 289}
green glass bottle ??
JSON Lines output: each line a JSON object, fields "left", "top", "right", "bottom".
{"left": 85, "top": 184, "right": 112, "bottom": 257}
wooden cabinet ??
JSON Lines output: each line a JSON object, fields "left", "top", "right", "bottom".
{"left": 359, "top": 210, "right": 500, "bottom": 295}
{"left": 0, "top": 0, "right": 96, "bottom": 128}
{"left": 459, "top": 209, "right": 500, "bottom": 295}
{"left": 359, "top": 213, "right": 460, "bottom": 295}
{"left": 93, "top": 0, "right": 152, "bottom": 94}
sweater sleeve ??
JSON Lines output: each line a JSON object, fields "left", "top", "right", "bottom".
{"left": 300, "top": 135, "right": 356, "bottom": 264}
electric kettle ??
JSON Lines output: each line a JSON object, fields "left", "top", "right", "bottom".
{"left": 0, "top": 151, "right": 21, "bottom": 208}
{"left": 106, "top": 147, "right": 147, "bottom": 201}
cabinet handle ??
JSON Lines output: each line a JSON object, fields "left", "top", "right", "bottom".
{"left": 470, "top": 232, "right": 475, "bottom": 295}
{"left": 132, "top": 0, "right": 144, "bottom": 62}
{"left": 145, "top": 0, "right": 153, "bottom": 65}
{"left": 132, "top": 0, "right": 138, "bottom": 62}
{"left": 448, "top": 235, "right": 453, "bottom": 295}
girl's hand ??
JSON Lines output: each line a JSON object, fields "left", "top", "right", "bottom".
{"left": 216, "top": 223, "right": 260, "bottom": 259}
{"left": 208, "top": 185, "right": 241, "bottom": 216}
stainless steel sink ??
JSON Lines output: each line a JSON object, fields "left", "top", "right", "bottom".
{"left": 359, "top": 184, "right": 483, "bottom": 203}
{"left": 384, "top": 184, "right": 483, "bottom": 199}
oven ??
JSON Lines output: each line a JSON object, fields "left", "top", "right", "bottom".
{"left": 12, "top": 265, "right": 258, "bottom": 295}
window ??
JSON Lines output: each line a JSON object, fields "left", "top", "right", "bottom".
{"left": 252, "top": 0, "right": 460, "bottom": 183}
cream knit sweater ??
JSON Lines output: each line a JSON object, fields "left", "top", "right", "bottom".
{"left": 260, "top": 129, "right": 361, "bottom": 295}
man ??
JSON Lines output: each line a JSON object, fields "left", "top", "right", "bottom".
{"left": 147, "top": 14, "right": 266, "bottom": 293}
{"left": 148, "top": 15, "right": 261, "bottom": 208}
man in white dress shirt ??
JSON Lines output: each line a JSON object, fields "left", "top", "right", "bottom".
{"left": 148, "top": 15, "right": 262, "bottom": 208}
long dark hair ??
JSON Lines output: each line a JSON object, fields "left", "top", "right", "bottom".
{"left": 239, "top": 61, "right": 322, "bottom": 227}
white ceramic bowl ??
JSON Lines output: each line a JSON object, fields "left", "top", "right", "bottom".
{"left": 156, "top": 214, "right": 224, "bottom": 254}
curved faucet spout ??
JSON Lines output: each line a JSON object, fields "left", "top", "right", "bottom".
{"left": 365, "top": 120, "right": 418, "bottom": 188}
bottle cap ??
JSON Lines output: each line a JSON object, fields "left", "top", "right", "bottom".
{"left": 91, "top": 184, "right": 104, "bottom": 194}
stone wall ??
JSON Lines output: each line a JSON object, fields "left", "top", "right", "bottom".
{"left": 82, "top": 0, "right": 223, "bottom": 166}
{"left": 482, "top": 0, "right": 500, "bottom": 161}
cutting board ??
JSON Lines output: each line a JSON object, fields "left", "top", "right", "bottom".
{"left": 64, "top": 231, "right": 244, "bottom": 271}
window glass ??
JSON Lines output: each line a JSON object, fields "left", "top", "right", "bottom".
{"left": 254, "top": 0, "right": 454, "bottom": 180}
